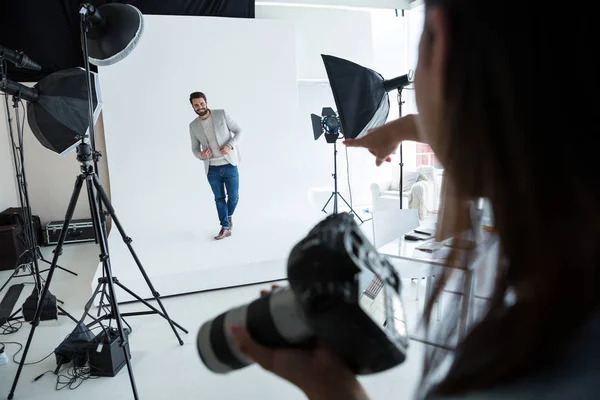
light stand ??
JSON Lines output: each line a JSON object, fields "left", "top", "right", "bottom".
{"left": 397, "top": 88, "right": 404, "bottom": 209}
{"left": 321, "top": 140, "right": 364, "bottom": 223}
{"left": 0, "top": 58, "right": 78, "bottom": 320}
{"left": 312, "top": 108, "right": 364, "bottom": 223}
{"left": 0, "top": 100, "right": 78, "bottom": 281}
{"left": 7, "top": 5, "right": 186, "bottom": 400}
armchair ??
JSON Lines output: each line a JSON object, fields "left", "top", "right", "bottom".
{"left": 370, "top": 165, "right": 440, "bottom": 219}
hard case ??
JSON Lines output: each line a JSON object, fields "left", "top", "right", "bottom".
{"left": 45, "top": 219, "right": 96, "bottom": 245}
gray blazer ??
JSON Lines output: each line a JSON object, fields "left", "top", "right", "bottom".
{"left": 189, "top": 109, "right": 243, "bottom": 175}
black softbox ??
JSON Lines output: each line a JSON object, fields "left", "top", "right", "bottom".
{"left": 27, "top": 68, "right": 102, "bottom": 156}
{"left": 321, "top": 55, "right": 390, "bottom": 140}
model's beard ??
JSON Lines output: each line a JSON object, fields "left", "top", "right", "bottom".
{"left": 196, "top": 108, "right": 209, "bottom": 117}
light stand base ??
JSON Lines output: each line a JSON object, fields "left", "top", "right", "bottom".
{"left": 7, "top": 143, "right": 187, "bottom": 400}
{"left": 320, "top": 141, "right": 364, "bottom": 223}
{"left": 321, "top": 192, "right": 365, "bottom": 224}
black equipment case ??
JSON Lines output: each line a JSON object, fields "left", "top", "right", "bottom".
{"left": 45, "top": 219, "right": 96, "bottom": 245}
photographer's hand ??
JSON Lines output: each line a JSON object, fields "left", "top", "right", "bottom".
{"left": 231, "top": 327, "right": 369, "bottom": 400}
{"left": 231, "top": 285, "right": 370, "bottom": 400}
{"left": 343, "top": 114, "right": 421, "bottom": 166}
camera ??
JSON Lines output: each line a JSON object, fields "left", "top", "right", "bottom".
{"left": 197, "top": 213, "right": 409, "bottom": 375}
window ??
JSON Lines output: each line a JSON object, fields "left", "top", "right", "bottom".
{"left": 415, "top": 143, "right": 441, "bottom": 168}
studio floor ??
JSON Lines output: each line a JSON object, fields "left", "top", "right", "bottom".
{"left": 0, "top": 220, "right": 431, "bottom": 400}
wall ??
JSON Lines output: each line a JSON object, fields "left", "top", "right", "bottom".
{"left": 257, "top": 4, "right": 381, "bottom": 208}
{"left": 257, "top": 5, "right": 374, "bottom": 80}
{"left": 256, "top": 4, "right": 425, "bottom": 208}
{"left": 0, "top": 84, "right": 110, "bottom": 227}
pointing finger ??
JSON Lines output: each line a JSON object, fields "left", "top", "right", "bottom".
{"left": 343, "top": 138, "right": 364, "bottom": 147}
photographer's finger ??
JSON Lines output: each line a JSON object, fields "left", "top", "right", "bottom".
{"left": 342, "top": 137, "right": 367, "bottom": 147}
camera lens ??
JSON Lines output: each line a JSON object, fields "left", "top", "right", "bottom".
{"left": 197, "top": 287, "right": 314, "bottom": 373}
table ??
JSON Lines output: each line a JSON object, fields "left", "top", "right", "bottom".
{"left": 377, "top": 235, "right": 476, "bottom": 348}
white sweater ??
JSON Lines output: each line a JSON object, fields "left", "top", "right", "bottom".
{"left": 200, "top": 114, "right": 229, "bottom": 166}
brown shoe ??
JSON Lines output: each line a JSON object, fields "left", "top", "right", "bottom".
{"left": 215, "top": 228, "right": 232, "bottom": 240}
{"left": 228, "top": 217, "right": 233, "bottom": 230}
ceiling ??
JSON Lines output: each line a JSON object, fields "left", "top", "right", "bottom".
{"left": 256, "top": 0, "right": 422, "bottom": 9}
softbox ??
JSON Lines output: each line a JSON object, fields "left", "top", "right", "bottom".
{"left": 27, "top": 67, "right": 102, "bottom": 156}
{"left": 321, "top": 54, "right": 390, "bottom": 140}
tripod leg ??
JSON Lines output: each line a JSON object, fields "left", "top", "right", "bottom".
{"left": 37, "top": 251, "right": 78, "bottom": 276}
{"left": 97, "top": 280, "right": 108, "bottom": 317}
{"left": 57, "top": 306, "right": 79, "bottom": 324}
{"left": 321, "top": 192, "right": 335, "bottom": 214}
{"left": 93, "top": 175, "right": 186, "bottom": 345}
{"left": 8, "top": 174, "right": 85, "bottom": 400}
{"left": 78, "top": 280, "right": 115, "bottom": 333}
{"left": 337, "top": 194, "right": 364, "bottom": 223}
{"left": 85, "top": 176, "right": 139, "bottom": 400}
{"left": 114, "top": 280, "right": 188, "bottom": 334}
{"left": 55, "top": 265, "right": 78, "bottom": 276}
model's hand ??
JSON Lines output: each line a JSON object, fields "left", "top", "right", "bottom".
{"left": 230, "top": 286, "right": 370, "bottom": 400}
{"left": 343, "top": 114, "right": 419, "bottom": 166}
{"left": 201, "top": 148, "right": 212, "bottom": 159}
{"left": 220, "top": 144, "right": 232, "bottom": 155}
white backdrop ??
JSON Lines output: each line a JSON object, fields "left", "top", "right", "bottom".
{"left": 96, "top": 15, "right": 323, "bottom": 301}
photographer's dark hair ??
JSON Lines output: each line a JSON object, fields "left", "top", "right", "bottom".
{"left": 421, "top": 0, "right": 597, "bottom": 397}
{"left": 189, "top": 91, "right": 207, "bottom": 104}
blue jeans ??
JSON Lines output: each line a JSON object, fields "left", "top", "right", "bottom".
{"left": 207, "top": 164, "right": 239, "bottom": 230}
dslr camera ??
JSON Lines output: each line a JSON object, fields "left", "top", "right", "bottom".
{"left": 197, "top": 213, "right": 409, "bottom": 375}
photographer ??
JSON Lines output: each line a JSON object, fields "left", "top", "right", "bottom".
{"left": 230, "top": 1, "right": 599, "bottom": 399}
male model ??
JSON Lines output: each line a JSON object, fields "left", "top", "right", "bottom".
{"left": 189, "top": 92, "right": 242, "bottom": 240}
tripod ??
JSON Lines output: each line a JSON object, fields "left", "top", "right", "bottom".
{"left": 8, "top": 141, "right": 188, "bottom": 400}
{"left": 321, "top": 141, "right": 364, "bottom": 223}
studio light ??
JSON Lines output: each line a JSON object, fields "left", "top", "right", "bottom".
{"left": 321, "top": 54, "right": 414, "bottom": 208}
{"left": 0, "top": 68, "right": 102, "bottom": 155}
{"left": 81, "top": 3, "right": 145, "bottom": 67}
{"left": 312, "top": 107, "right": 342, "bottom": 144}
{"left": 0, "top": 45, "right": 41, "bottom": 71}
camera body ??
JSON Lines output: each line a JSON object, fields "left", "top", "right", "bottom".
{"left": 287, "top": 212, "right": 409, "bottom": 374}
{"left": 197, "top": 213, "right": 409, "bottom": 375}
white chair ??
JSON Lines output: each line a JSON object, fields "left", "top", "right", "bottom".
{"left": 371, "top": 208, "right": 420, "bottom": 249}
{"left": 372, "top": 208, "right": 424, "bottom": 299}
